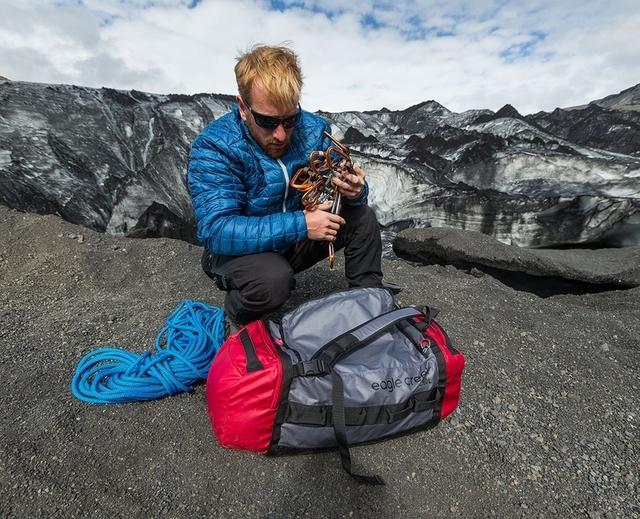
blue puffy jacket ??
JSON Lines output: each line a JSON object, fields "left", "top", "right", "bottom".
{"left": 188, "top": 106, "right": 368, "bottom": 256}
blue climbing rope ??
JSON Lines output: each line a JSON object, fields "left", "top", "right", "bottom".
{"left": 71, "top": 300, "right": 226, "bottom": 404}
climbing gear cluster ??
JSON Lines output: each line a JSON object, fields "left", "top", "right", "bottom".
{"left": 290, "top": 132, "right": 353, "bottom": 268}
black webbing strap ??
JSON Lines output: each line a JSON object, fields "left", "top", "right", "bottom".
{"left": 316, "top": 307, "right": 423, "bottom": 369}
{"left": 239, "top": 329, "right": 263, "bottom": 372}
{"left": 286, "top": 388, "right": 442, "bottom": 427}
{"left": 331, "top": 371, "right": 385, "bottom": 486}
{"left": 293, "top": 359, "right": 328, "bottom": 377}
{"left": 412, "top": 306, "right": 440, "bottom": 332}
{"left": 426, "top": 306, "right": 440, "bottom": 321}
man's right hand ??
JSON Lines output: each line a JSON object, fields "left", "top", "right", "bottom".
{"left": 304, "top": 202, "right": 346, "bottom": 241}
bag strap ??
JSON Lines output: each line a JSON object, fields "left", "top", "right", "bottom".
{"left": 301, "top": 305, "right": 437, "bottom": 485}
{"left": 331, "top": 371, "right": 385, "bottom": 485}
{"left": 239, "top": 329, "right": 263, "bottom": 372}
{"left": 313, "top": 306, "right": 424, "bottom": 369}
{"left": 413, "top": 306, "right": 440, "bottom": 332}
{"left": 324, "top": 306, "right": 429, "bottom": 486}
{"left": 286, "top": 388, "right": 442, "bottom": 426}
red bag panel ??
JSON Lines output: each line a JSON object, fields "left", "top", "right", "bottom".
{"left": 427, "top": 321, "right": 465, "bottom": 419}
{"left": 206, "top": 320, "right": 283, "bottom": 453}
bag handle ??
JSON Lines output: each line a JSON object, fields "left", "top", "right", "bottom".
{"left": 312, "top": 306, "right": 424, "bottom": 369}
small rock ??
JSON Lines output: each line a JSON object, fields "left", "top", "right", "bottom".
{"left": 77, "top": 234, "right": 84, "bottom": 243}
{"left": 601, "top": 343, "right": 610, "bottom": 352}
{"left": 469, "top": 267, "right": 484, "bottom": 277}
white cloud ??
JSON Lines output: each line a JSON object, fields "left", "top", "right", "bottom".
{"left": 0, "top": 0, "right": 638, "bottom": 114}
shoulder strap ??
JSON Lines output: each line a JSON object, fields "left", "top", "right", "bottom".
{"left": 313, "top": 306, "right": 423, "bottom": 368}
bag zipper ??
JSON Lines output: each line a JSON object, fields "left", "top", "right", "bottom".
{"left": 264, "top": 330, "right": 288, "bottom": 410}
{"left": 277, "top": 322, "right": 302, "bottom": 362}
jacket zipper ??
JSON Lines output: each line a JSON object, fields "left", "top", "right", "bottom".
{"left": 277, "top": 159, "right": 289, "bottom": 212}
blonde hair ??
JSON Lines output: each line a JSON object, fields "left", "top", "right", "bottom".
{"left": 235, "top": 44, "right": 303, "bottom": 111}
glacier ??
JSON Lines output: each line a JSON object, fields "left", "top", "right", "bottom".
{"left": 1, "top": 80, "right": 639, "bottom": 248}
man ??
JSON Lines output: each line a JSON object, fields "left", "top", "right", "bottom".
{"left": 188, "top": 45, "right": 384, "bottom": 331}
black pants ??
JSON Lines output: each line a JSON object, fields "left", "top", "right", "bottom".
{"left": 201, "top": 204, "right": 383, "bottom": 324}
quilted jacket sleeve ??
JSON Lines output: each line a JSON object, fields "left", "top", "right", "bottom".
{"left": 188, "top": 133, "right": 308, "bottom": 256}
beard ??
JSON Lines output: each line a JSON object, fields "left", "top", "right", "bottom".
{"left": 264, "top": 140, "right": 288, "bottom": 158}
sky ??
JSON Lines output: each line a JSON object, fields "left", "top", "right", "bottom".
{"left": 0, "top": 0, "right": 638, "bottom": 114}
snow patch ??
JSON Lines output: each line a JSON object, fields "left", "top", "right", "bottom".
{"left": 0, "top": 149, "right": 12, "bottom": 168}
{"left": 466, "top": 118, "right": 554, "bottom": 141}
{"left": 142, "top": 118, "right": 155, "bottom": 166}
{"left": 364, "top": 158, "right": 434, "bottom": 226}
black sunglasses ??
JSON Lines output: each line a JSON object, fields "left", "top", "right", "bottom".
{"left": 246, "top": 102, "right": 301, "bottom": 130}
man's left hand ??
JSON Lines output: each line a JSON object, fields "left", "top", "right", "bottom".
{"left": 332, "top": 163, "right": 366, "bottom": 200}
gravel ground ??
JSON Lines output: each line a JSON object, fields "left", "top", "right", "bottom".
{"left": 1, "top": 205, "right": 638, "bottom": 518}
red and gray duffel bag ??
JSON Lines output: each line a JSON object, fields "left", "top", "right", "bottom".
{"left": 206, "top": 287, "right": 465, "bottom": 485}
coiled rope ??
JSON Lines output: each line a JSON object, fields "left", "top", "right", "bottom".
{"left": 71, "top": 300, "right": 225, "bottom": 404}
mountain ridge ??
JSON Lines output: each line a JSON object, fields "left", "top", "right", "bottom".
{"left": 1, "top": 79, "right": 638, "bottom": 248}
{"left": 565, "top": 83, "right": 640, "bottom": 112}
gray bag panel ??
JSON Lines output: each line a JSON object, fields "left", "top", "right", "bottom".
{"left": 276, "top": 287, "right": 442, "bottom": 454}
{"left": 288, "top": 328, "right": 437, "bottom": 407}
{"left": 336, "top": 355, "right": 439, "bottom": 407}
{"left": 278, "top": 408, "right": 436, "bottom": 450}
{"left": 341, "top": 326, "right": 427, "bottom": 368}
{"left": 280, "top": 288, "right": 395, "bottom": 360}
